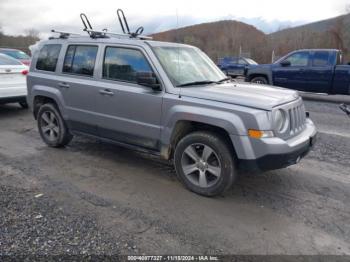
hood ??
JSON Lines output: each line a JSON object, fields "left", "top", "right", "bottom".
{"left": 179, "top": 82, "right": 299, "bottom": 110}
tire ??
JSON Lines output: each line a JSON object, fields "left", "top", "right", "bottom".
{"left": 19, "top": 101, "right": 28, "bottom": 109}
{"left": 37, "top": 103, "right": 73, "bottom": 147}
{"left": 251, "top": 76, "right": 268, "bottom": 85}
{"left": 174, "top": 131, "right": 236, "bottom": 197}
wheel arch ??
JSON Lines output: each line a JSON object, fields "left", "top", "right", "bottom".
{"left": 161, "top": 118, "right": 242, "bottom": 161}
{"left": 30, "top": 86, "right": 66, "bottom": 119}
{"left": 248, "top": 74, "right": 269, "bottom": 84}
{"left": 247, "top": 66, "right": 273, "bottom": 85}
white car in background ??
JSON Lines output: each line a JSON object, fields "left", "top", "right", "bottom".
{"left": 0, "top": 53, "right": 29, "bottom": 108}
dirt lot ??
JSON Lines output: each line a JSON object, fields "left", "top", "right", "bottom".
{"left": 0, "top": 100, "right": 349, "bottom": 256}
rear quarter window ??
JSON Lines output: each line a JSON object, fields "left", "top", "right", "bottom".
{"left": 36, "top": 44, "right": 62, "bottom": 72}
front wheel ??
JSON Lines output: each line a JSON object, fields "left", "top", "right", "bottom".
{"left": 174, "top": 131, "right": 236, "bottom": 197}
{"left": 37, "top": 103, "right": 73, "bottom": 147}
{"left": 250, "top": 76, "right": 268, "bottom": 85}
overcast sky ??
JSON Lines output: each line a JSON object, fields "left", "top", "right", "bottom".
{"left": 0, "top": 0, "right": 349, "bottom": 37}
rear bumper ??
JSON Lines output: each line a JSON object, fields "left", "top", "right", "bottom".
{"left": 235, "top": 119, "right": 317, "bottom": 172}
{"left": 0, "top": 95, "right": 27, "bottom": 104}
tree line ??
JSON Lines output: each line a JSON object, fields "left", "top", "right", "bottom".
{"left": 0, "top": 26, "right": 40, "bottom": 54}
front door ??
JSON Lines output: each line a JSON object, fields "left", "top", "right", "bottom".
{"left": 95, "top": 45, "right": 163, "bottom": 150}
{"left": 273, "top": 51, "right": 310, "bottom": 91}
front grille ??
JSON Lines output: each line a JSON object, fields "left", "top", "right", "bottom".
{"left": 288, "top": 103, "right": 306, "bottom": 135}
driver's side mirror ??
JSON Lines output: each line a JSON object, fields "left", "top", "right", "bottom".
{"left": 136, "top": 72, "right": 161, "bottom": 90}
{"left": 280, "top": 60, "right": 291, "bottom": 67}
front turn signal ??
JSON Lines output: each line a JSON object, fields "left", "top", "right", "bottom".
{"left": 248, "top": 129, "right": 274, "bottom": 139}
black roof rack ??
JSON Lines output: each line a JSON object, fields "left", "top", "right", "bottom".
{"left": 50, "top": 9, "right": 152, "bottom": 40}
{"left": 117, "top": 9, "right": 145, "bottom": 38}
{"left": 80, "top": 13, "right": 109, "bottom": 39}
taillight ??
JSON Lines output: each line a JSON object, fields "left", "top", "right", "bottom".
{"left": 21, "top": 70, "right": 29, "bottom": 75}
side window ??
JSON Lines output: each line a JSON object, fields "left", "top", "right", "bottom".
{"left": 63, "top": 45, "right": 98, "bottom": 76}
{"left": 285, "top": 52, "right": 309, "bottom": 67}
{"left": 312, "top": 52, "right": 330, "bottom": 67}
{"left": 103, "top": 47, "right": 153, "bottom": 83}
{"left": 36, "top": 44, "right": 61, "bottom": 72}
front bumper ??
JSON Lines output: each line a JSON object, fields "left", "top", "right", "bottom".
{"left": 235, "top": 118, "right": 317, "bottom": 171}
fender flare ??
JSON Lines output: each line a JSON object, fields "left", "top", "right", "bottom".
{"left": 30, "top": 85, "right": 68, "bottom": 119}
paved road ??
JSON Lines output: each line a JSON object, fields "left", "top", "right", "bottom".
{"left": 0, "top": 100, "right": 349, "bottom": 255}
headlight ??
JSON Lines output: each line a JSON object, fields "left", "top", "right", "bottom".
{"left": 273, "top": 109, "right": 287, "bottom": 132}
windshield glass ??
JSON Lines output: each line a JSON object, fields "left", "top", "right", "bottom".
{"left": 153, "top": 46, "right": 226, "bottom": 87}
{"left": 0, "top": 50, "right": 30, "bottom": 60}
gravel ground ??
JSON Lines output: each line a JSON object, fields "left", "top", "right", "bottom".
{"left": 0, "top": 185, "right": 119, "bottom": 256}
{"left": 0, "top": 100, "right": 349, "bottom": 256}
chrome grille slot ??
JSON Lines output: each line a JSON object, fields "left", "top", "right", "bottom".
{"left": 289, "top": 103, "right": 306, "bottom": 135}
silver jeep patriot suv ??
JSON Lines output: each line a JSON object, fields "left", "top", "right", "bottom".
{"left": 27, "top": 32, "right": 317, "bottom": 196}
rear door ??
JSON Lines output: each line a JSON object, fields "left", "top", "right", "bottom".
{"left": 273, "top": 51, "right": 310, "bottom": 91}
{"left": 95, "top": 45, "right": 163, "bottom": 150}
{"left": 306, "top": 51, "right": 334, "bottom": 93}
{"left": 57, "top": 44, "right": 100, "bottom": 135}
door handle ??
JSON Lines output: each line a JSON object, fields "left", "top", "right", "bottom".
{"left": 58, "top": 82, "right": 70, "bottom": 88}
{"left": 99, "top": 89, "right": 114, "bottom": 96}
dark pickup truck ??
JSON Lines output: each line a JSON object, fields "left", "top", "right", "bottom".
{"left": 246, "top": 49, "right": 350, "bottom": 95}
{"left": 218, "top": 56, "right": 258, "bottom": 77}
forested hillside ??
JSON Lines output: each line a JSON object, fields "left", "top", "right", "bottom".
{"left": 153, "top": 14, "right": 350, "bottom": 63}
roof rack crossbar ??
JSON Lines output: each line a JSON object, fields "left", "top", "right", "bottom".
{"left": 50, "top": 29, "right": 82, "bottom": 39}
{"left": 84, "top": 28, "right": 152, "bottom": 40}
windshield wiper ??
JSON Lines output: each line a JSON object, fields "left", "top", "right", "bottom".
{"left": 177, "top": 80, "right": 216, "bottom": 87}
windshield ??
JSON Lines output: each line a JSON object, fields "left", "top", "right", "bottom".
{"left": 153, "top": 46, "right": 226, "bottom": 87}
{"left": 0, "top": 50, "right": 30, "bottom": 60}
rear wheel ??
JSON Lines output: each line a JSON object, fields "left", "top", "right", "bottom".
{"left": 37, "top": 103, "right": 73, "bottom": 147}
{"left": 174, "top": 131, "right": 236, "bottom": 197}
{"left": 251, "top": 76, "right": 268, "bottom": 85}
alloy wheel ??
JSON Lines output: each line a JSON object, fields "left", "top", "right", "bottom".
{"left": 40, "top": 111, "right": 59, "bottom": 141}
{"left": 181, "top": 143, "right": 222, "bottom": 188}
